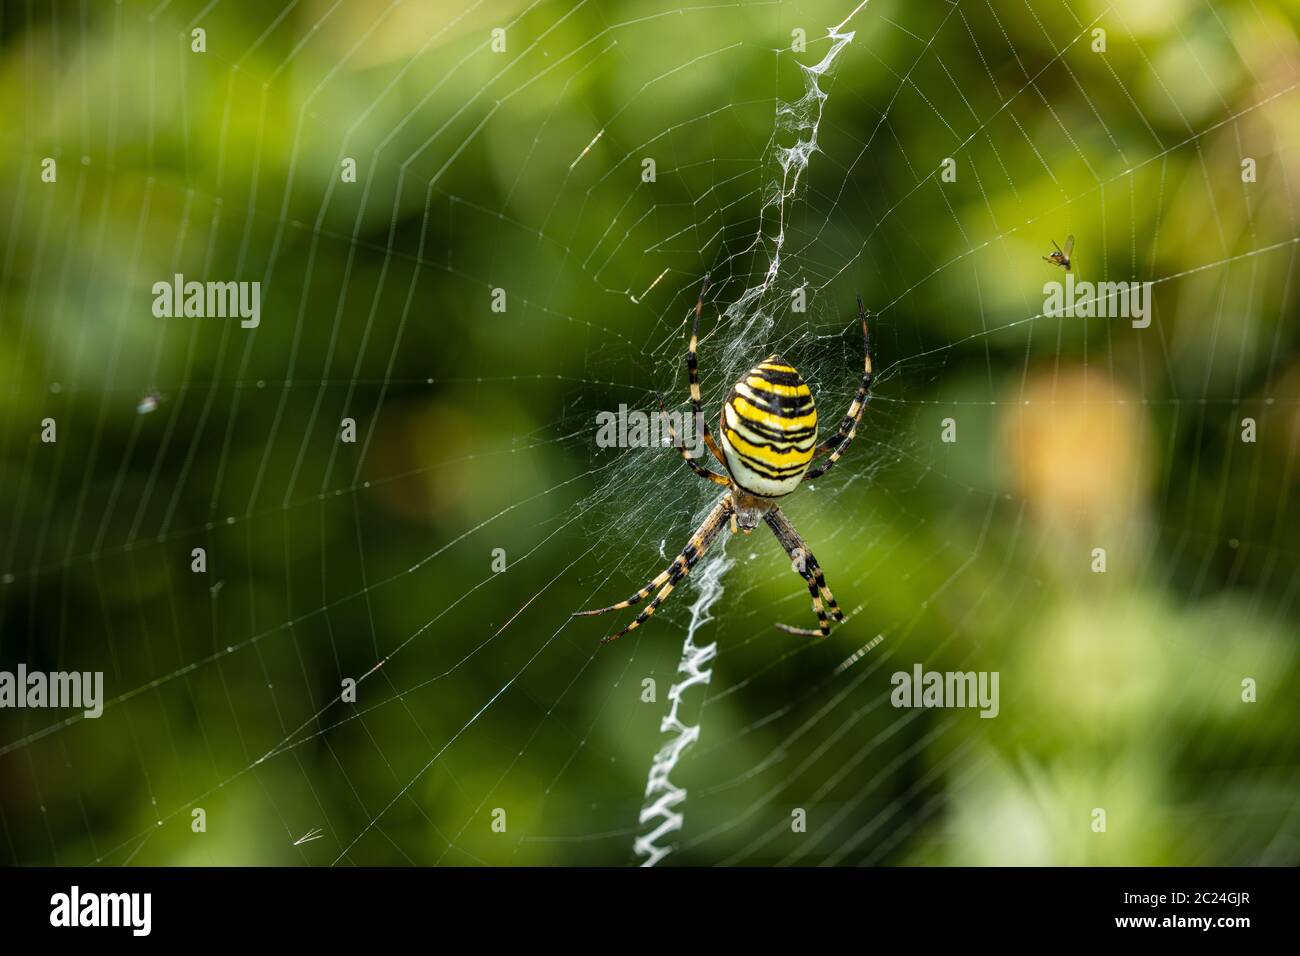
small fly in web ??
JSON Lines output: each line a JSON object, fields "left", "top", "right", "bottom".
{"left": 574, "top": 276, "right": 874, "bottom": 643}
{"left": 136, "top": 388, "right": 163, "bottom": 415}
{"left": 293, "top": 827, "right": 325, "bottom": 846}
{"left": 1043, "top": 235, "right": 1074, "bottom": 271}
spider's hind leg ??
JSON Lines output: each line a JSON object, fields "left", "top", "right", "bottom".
{"left": 775, "top": 576, "right": 831, "bottom": 638}
{"left": 600, "top": 569, "right": 682, "bottom": 645}
{"left": 574, "top": 497, "right": 733, "bottom": 644}
{"left": 764, "top": 507, "right": 844, "bottom": 638}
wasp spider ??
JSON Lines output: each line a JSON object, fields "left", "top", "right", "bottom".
{"left": 575, "top": 276, "right": 873, "bottom": 643}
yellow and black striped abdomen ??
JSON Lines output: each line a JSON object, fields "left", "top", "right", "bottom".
{"left": 719, "top": 355, "right": 817, "bottom": 497}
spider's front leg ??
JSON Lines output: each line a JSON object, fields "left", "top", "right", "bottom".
{"left": 685, "top": 275, "right": 730, "bottom": 470}
{"left": 764, "top": 507, "right": 844, "bottom": 638}
{"left": 805, "top": 296, "right": 872, "bottom": 482}
{"left": 574, "top": 496, "right": 733, "bottom": 644}
{"left": 656, "top": 393, "right": 731, "bottom": 489}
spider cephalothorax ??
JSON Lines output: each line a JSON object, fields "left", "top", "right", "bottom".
{"left": 575, "top": 276, "right": 874, "bottom": 643}
{"left": 729, "top": 489, "right": 774, "bottom": 532}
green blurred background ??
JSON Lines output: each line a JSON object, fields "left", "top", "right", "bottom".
{"left": 1, "top": 0, "right": 1298, "bottom": 866}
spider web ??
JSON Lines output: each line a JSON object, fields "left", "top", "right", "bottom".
{"left": 1, "top": 0, "right": 1299, "bottom": 868}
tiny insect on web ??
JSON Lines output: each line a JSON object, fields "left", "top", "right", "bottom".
{"left": 573, "top": 275, "right": 874, "bottom": 643}
{"left": 1043, "top": 234, "right": 1074, "bottom": 271}
{"left": 136, "top": 387, "right": 163, "bottom": 415}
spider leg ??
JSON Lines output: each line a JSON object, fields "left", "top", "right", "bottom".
{"left": 574, "top": 497, "right": 733, "bottom": 643}
{"left": 686, "top": 275, "right": 729, "bottom": 469}
{"left": 656, "top": 393, "right": 731, "bottom": 489}
{"left": 775, "top": 581, "right": 830, "bottom": 638}
{"left": 805, "top": 296, "right": 872, "bottom": 482}
{"left": 601, "top": 567, "right": 684, "bottom": 645}
{"left": 764, "top": 507, "right": 844, "bottom": 638}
